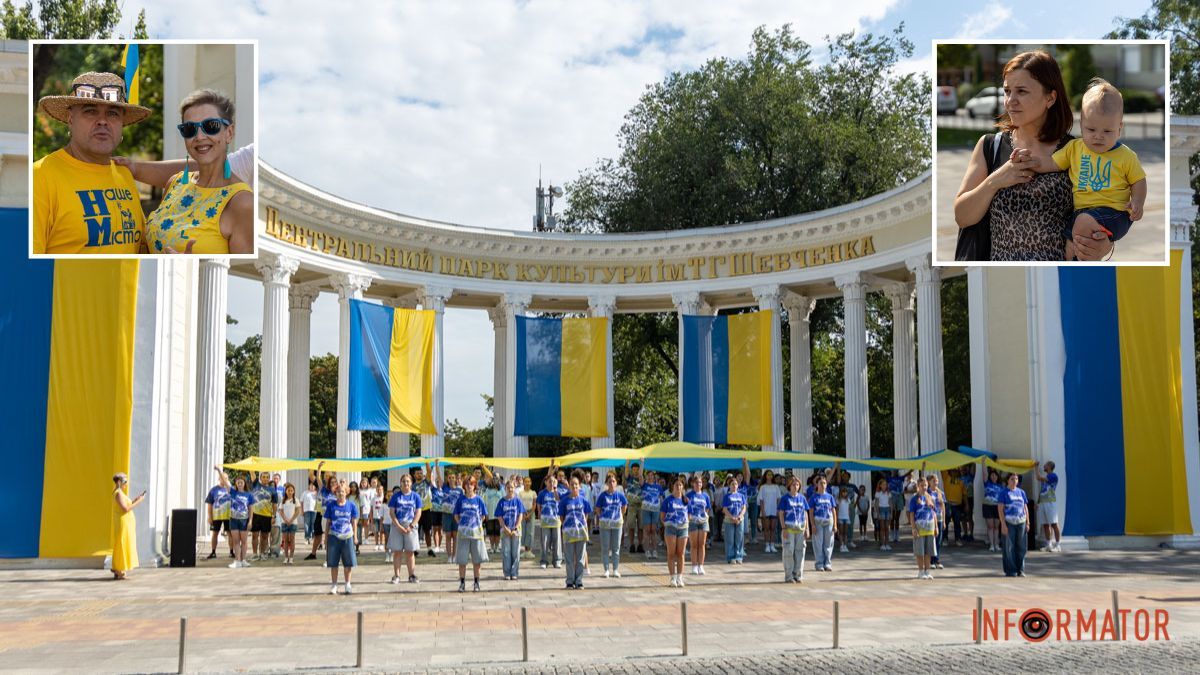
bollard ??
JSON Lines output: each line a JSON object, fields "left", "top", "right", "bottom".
{"left": 681, "top": 602, "right": 688, "bottom": 656}
{"left": 832, "top": 601, "right": 840, "bottom": 649}
{"left": 521, "top": 607, "right": 529, "bottom": 662}
{"left": 975, "top": 597, "right": 983, "bottom": 644}
{"left": 356, "top": 611, "right": 364, "bottom": 668}
{"left": 177, "top": 617, "right": 187, "bottom": 674}
{"left": 1111, "top": 590, "right": 1121, "bottom": 641}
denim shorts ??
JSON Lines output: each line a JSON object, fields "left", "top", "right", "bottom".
{"left": 280, "top": 524, "right": 297, "bottom": 534}
{"left": 1069, "top": 206, "right": 1132, "bottom": 241}
{"left": 664, "top": 524, "right": 689, "bottom": 539}
{"left": 326, "top": 535, "right": 356, "bottom": 568}
{"left": 229, "top": 518, "right": 249, "bottom": 532}
{"left": 442, "top": 511, "right": 458, "bottom": 532}
{"left": 688, "top": 520, "right": 710, "bottom": 533}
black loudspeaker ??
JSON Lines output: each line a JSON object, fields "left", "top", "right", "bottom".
{"left": 170, "top": 508, "right": 197, "bottom": 567}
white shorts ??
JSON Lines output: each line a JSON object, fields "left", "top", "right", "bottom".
{"left": 387, "top": 525, "right": 420, "bottom": 552}
{"left": 1038, "top": 502, "right": 1059, "bottom": 526}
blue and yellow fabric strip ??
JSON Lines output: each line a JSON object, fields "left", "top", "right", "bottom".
{"left": 0, "top": 209, "right": 139, "bottom": 558}
{"left": 121, "top": 43, "right": 140, "bottom": 105}
{"left": 347, "top": 299, "right": 437, "bottom": 435}
{"left": 1059, "top": 252, "right": 1192, "bottom": 537}
{"left": 681, "top": 311, "right": 773, "bottom": 445}
{"left": 513, "top": 316, "right": 608, "bottom": 438}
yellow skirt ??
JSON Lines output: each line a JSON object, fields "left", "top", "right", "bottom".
{"left": 111, "top": 495, "right": 139, "bottom": 572}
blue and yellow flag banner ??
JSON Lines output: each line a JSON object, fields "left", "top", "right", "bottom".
{"left": 1059, "top": 253, "right": 1192, "bottom": 538}
{"left": 681, "top": 311, "right": 773, "bottom": 445}
{"left": 348, "top": 299, "right": 436, "bottom": 435}
{"left": 514, "top": 316, "right": 608, "bottom": 438}
{"left": 1, "top": 208, "right": 140, "bottom": 558}
{"left": 121, "top": 44, "right": 140, "bottom": 105}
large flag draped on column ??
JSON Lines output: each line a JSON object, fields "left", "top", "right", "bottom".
{"left": 1058, "top": 252, "right": 1192, "bottom": 537}
{"left": 348, "top": 299, "right": 437, "bottom": 434}
{"left": 514, "top": 316, "right": 608, "bottom": 438}
{"left": 0, "top": 208, "right": 140, "bottom": 558}
{"left": 681, "top": 311, "right": 773, "bottom": 445}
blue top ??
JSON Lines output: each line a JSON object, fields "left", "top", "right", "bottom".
{"left": 928, "top": 487, "right": 945, "bottom": 516}
{"left": 558, "top": 495, "right": 592, "bottom": 531}
{"left": 205, "top": 485, "right": 231, "bottom": 519}
{"left": 810, "top": 492, "right": 836, "bottom": 522}
{"left": 685, "top": 490, "right": 711, "bottom": 522}
{"left": 777, "top": 493, "right": 809, "bottom": 531}
{"left": 1040, "top": 472, "right": 1058, "bottom": 502}
{"left": 537, "top": 489, "right": 561, "bottom": 525}
{"left": 453, "top": 495, "right": 487, "bottom": 538}
{"left": 495, "top": 495, "right": 526, "bottom": 530}
{"left": 554, "top": 484, "right": 569, "bottom": 499}
{"left": 326, "top": 500, "right": 359, "bottom": 540}
{"left": 640, "top": 483, "right": 664, "bottom": 511}
{"left": 983, "top": 481, "right": 1004, "bottom": 505}
{"left": 444, "top": 486, "right": 465, "bottom": 513}
{"left": 229, "top": 490, "right": 252, "bottom": 520}
{"left": 908, "top": 493, "right": 938, "bottom": 533}
{"left": 722, "top": 490, "right": 747, "bottom": 518}
{"left": 888, "top": 475, "right": 905, "bottom": 494}
{"left": 388, "top": 491, "right": 422, "bottom": 525}
{"left": 1000, "top": 488, "right": 1029, "bottom": 523}
{"left": 661, "top": 495, "right": 688, "bottom": 527}
{"left": 594, "top": 491, "right": 628, "bottom": 523}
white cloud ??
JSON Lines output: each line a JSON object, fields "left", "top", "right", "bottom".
{"left": 953, "top": 1, "right": 1014, "bottom": 40}
{"left": 143, "top": 0, "right": 902, "bottom": 428}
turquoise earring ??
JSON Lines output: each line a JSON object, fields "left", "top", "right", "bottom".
{"left": 181, "top": 156, "right": 189, "bottom": 184}
{"left": 224, "top": 157, "right": 232, "bottom": 180}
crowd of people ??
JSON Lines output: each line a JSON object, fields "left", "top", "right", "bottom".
{"left": 199, "top": 458, "right": 1058, "bottom": 593}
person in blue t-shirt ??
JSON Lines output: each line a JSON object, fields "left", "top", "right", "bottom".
{"left": 1036, "top": 461, "right": 1061, "bottom": 552}
{"left": 809, "top": 475, "right": 837, "bottom": 572}
{"left": 639, "top": 471, "right": 663, "bottom": 561}
{"left": 536, "top": 474, "right": 563, "bottom": 569}
{"left": 908, "top": 476, "right": 939, "bottom": 580}
{"left": 982, "top": 469, "right": 1004, "bottom": 552}
{"left": 660, "top": 477, "right": 690, "bottom": 588}
{"left": 721, "top": 471, "right": 748, "bottom": 564}
{"left": 926, "top": 473, "right": 947, "bottom": 570}
{"left": 227, "top": 475, "right": 253, "bottom": 569}
{"left": 558, "top": 476, "right": 593, "bottom": 589}
{"left": 685, "top": 474, "right": 711, "bottom": 576}
{"left": 204, "top": 465, "right": 233, "bottom": 560}
{"left": 999, "top": 473, "right": 1030, "bottom": 577}
{"left": 387, "top": 474, "right": 423, "bottom": 585}
{"left": 453, "top": 476, "right": 489, "bottom": 592}
{"left": 887, "top": 470, "right": 912, "bottom": 544}
{"left": 594, "top": 473, "right": 628, "bottom": 578}
{"left": 324, "top": 484, "right": 359, "bottom": 594}
{"left": 495, "top": 477, "right": 527, "bottom": 580}
{"left": 777, "top": 475, "right": 810, "bottom": 583}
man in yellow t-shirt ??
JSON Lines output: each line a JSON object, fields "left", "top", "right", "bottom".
{"left": 941, "top": 469, "right": 966, "bottom": 547}
{"left": 32, "top": 72, "right": 153, "bottom": 254}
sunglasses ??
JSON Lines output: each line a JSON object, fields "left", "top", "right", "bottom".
{"left": 177, "top": 117, "right": 231, "bottom": 139}
{"left": 73, "top": 83, "right": 125, "bottom": 102}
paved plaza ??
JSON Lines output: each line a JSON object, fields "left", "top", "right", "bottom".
{"left": 0, "top": 536, "right": 1196, "bottom": 673}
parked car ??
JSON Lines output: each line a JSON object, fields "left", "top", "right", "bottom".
{"left": 965, "top": 87, "right": 1005, "bottom": 118}
{"left": 937, "top": 86, "right": 958, "bottom": 115}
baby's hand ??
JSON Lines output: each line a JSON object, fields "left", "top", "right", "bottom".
{"left": 1072, "top": 218, "right": 1111, "bottom": 243}
{"left": 1127, "top": 200, "right": 1144, "bottom": 222}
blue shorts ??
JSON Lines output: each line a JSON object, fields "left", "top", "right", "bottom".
{"left": 878, "top": 508, "right": 891, "bottom": 521}
{"left": 281, "top": 524, "right": 297, "bottom": 534}
{"left": 229, "top": 518, "right": 249, "bottom": 532}
{"left": 688, "top": 520, "right": 710, "bottom": 533}
{"left": 326, "top": 535, "right": 357, "bottom": 568}
{"left": 664, "top": 524, "right": 689, "bottom": 539}
{"left": 442, "top": 512, "right": 458, "bottom": 533}
{"left": 1069, "top": 206, "right": 1132, "bottom": 242}
{"left": 641, "top": 509, "right": 659, "bottom": 523}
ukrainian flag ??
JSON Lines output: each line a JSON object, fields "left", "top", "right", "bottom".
{"left": 513, "top": 316, "right": 608, "bottom": 438}
{"left": 1, "top": 208, "right": 140, "bottom": 558}
{"left": 1058, "top": 252, "right": 1192, "bottom": 537}
{"left": 121, "top": 43, "right": 140, "bottom": 105}
{"left": 681, "top": 311, "right": 773, "bottom": 445}
{"left": 348, "top": 299, "right": 437, "bottom": 434}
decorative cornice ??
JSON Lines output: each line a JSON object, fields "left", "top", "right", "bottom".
{"left": 419, "top": 285, "right": 453, "bottom": 311}
{"left": 288, "top": 285, "right": 320, "bottom": 311}
{"left": 330, "top": 272, "right": 373, "bottom": 299}
{"left": 501, "top": 292, "right": 532, "bottom": 313}
{"left": 255, "top": 255, "right": 299, "bottom": 285}
{"left": 782, "top": 293, "right": 816, "bottom": 321}
{"left": 671, "top": 291, "right": 703, "bottom": 313}
{"left": 885, "top": 283, "right": 915, "bottom": 311}
{"left": 587, "top": 294, "right": 618, "bottom": 315}
{"left": 751, "top": 284, "right": 783, "bottom": 309}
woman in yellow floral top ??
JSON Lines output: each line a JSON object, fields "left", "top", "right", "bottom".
{"left": 144, "top": 89, "right": 253, "bottom": 254}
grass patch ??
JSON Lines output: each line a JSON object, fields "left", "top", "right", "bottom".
{"left": 937, "top": 127, "right": 987, "bottom": 149}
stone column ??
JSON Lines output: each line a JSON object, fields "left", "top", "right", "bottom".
{"left": 783, "top": 293, "right": 816, "bottom": 454}
{"left": 502, "top": 293, "right": 532, "bottom": 463}
{"left": 907, "top": 254, "right": 947, "bottom": 454}
{"left": 256, "top": 255, "right": 298, "bottom": 462}
{"left": 419, "top": 286, "right": 452, "bottom": 459}
{"left": 195, "top": 259, "right": 229, "bottom": 508}
{"left": 672, "top": 291, "right": 703, "bottom": 442}
{"left": 332, "top": 273, "right": 373, "bottom": 483}
{"left": 286, "top": 285, "right": 319, "bottom": 490}
{"left": 887, "top": 283, "right": 918, "bottom": 460}
{"left": 835, "top": 272, "right": 870, "bottom": 486}
{"left": 752, "top": 285, "right": 785, "bottom": 452}
{"left": 488, "top": 305, "right": 507, "bottom": 459}
{"left": 385, "top": 296, "right": 419, "bottom": 489}
{"left": 588, "top": 295, "right": 617, "bottom": 451}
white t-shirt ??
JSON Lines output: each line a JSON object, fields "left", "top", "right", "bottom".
{"left": 302, "top": 490, "right": 317, "bottom": 513}
{"left": 757, "top": 484, "right": 782, "bottom": 516}
{"left": 876, "top": 490, "right": 891, "bottom": 509}
{"left": 837, "top": 497, "right": 851, "bottom": 520}
{"left": 278, "top": 501, "right": 300, "bottom": 525}
{"left": 227, "top": 143, "right": 255, "bottom": 189}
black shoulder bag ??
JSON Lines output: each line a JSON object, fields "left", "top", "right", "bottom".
{"left": 953, "top": 132, "right": 1007, "bottom": 262}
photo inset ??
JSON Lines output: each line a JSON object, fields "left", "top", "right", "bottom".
{"left": 30, "top": 41, "right": 257, "bottom": 257}
{"left": 934, "top": 41, "right": 1167, "bottom": 265}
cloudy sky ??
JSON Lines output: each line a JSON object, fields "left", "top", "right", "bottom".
{"left": 133, "top": 0, "right": 1150, "bottom": 428}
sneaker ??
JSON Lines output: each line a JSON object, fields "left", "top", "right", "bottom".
{"left": 206, "top": 551, "right": 217, "bottom": 560}
{"left": 614, "top": 570, "right": 621, "bottom": 578}
{"left": 584, "top": 566, "right": 591, "bottom": 576}
{"left": 677, "top": 576, "right": 685, "bottom": 587}
{"left": 1017, "top": 571, "right": 1026, "bottom": 578}
{"left": 553, "top": 562, "right": 561, "bottom": 569}
{"left": 576, "top": 582, "right": 584, "bottom": 589}
{"left": 917, "top": 572, "right": 925, "bottom": 579}
{"left": 241, "top": 560, "right": 251, "bottom": 568}
{"left": 849, "top": 541, "right": 857, "bottom": 548}
{"left": 390, "top": 575, "right": 400, "bottom": 584}
{"left": 305, "top": 553, "right": 316, "bottom": 560}
{"left": 956, "top": 541, "right": 963, "bottom": 547}
{"left": 698, "top": 566, "right": 705, "bottom": 575}
{"left": 926, "top": 572, "right": 934, "bottom": 580}
{"left": 936, "top": 562, "right": 944, "bottom": 569}
{"left": 329, "top": 584, "right": 338, "bottom": 595}
{"left": 473, "top": 580, "right": 480, "bottom": 592}
{"left": 458, "top": 579, "right": 466, "bottom": 593}
{"left": 840, "top": 545, "right": 849, "bottom": 553}
{"left": 826, "top": 565, "right": 833, "bottom": 571}
{"left": 669, "top": 576, "right": 678, "bottom": 587}
{"left": 603, "top": 569, "right": 610, "bottom": 578}
{"left": 428, "top": 550, "right": 435, "bottom": 557}
{"left": 228, "top": 561, "right": 239, "bottom": 569}
{"left": 540, "top": 563, "right": 548, "bottom": 569}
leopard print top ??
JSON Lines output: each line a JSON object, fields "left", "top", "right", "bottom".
{"left": 988, "top": 133, "right": 1073, "bottom": 261}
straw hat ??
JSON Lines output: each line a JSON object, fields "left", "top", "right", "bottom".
{"left": 37, "top": 71, "right": 151, "bottom": 125}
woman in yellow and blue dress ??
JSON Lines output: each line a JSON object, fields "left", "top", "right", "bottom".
{"left": 111, "top": 473, "right": 146, "bottom": 580}
{"left": 143, "top": 89, "right": 253, "bottom": 254}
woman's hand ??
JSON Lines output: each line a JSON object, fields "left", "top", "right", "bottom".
{"left": 987, "top": 153, "right": 1036, "bottom": 190}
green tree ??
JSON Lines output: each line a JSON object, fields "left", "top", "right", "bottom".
{"left": 4, "top": 0, "right": 126, "bottom": 99}
{"left": 223, "top": 335, "right": 260, "bottom": 463}
{"left": 1059, "top": 44, "right": 1097, "bottom": 102}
